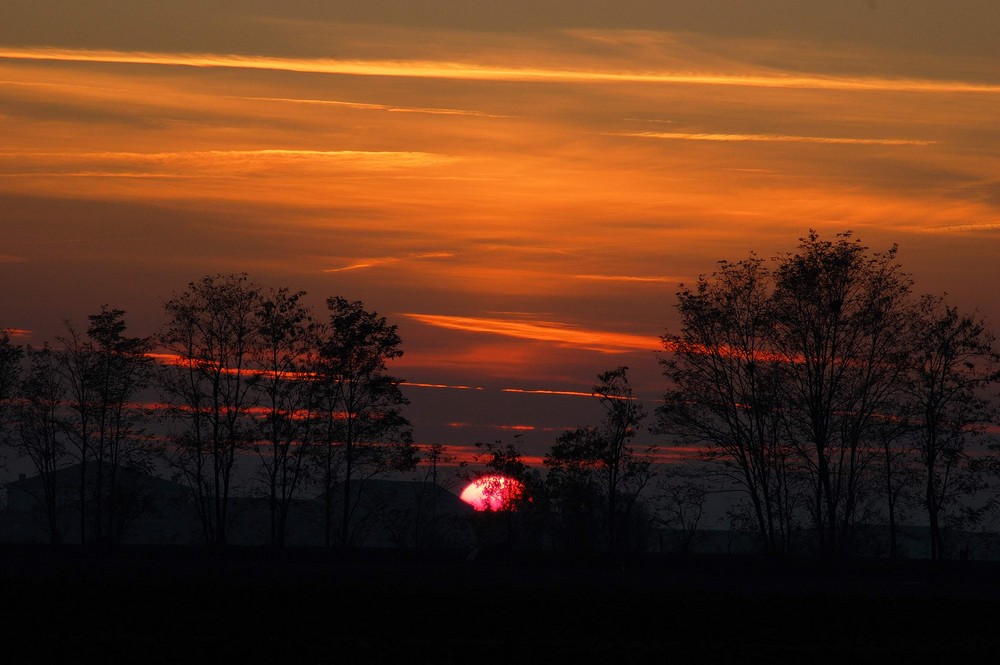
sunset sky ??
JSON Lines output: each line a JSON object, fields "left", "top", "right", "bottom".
{"left": 3, "top": 1, "right": 999, "bottom": 463}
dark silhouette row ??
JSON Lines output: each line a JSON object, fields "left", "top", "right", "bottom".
{"left": 1, "top": 231, "right": 998, "bottom": 561}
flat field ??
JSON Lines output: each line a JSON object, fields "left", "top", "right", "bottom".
{"left": 2, "top": 546, "right": 998, "bottom": 663}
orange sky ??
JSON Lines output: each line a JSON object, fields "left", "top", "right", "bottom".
{"left": 2, "top": 1, "right": 999, "bottom": 455}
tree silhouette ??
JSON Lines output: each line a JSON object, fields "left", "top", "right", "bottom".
{"left": 771, "top": 231, "right": 913, "bottom": 556}
{"left": 547, "top": 367, "right": 655, "bottom": 555}
{"left": 660, "top": 232, "right": 917, "bottom": 556}
{"left": 0, "top": 329, "right": 23, "bottom": 434}
{"left": 12, "top": 346, "right": 68, "bottom": 543}
{"left": 159, "top": 273, "right": 263, "bottom": 546}
{"left": 658, "top": 257, "right": 799, "bottom": 554}
{"left": 251, "top": 287, "right": 320, "bottom": 548}
{"left": 56, "top": 307, "right": 155, "bottom": 544}
{"left": 908, "top": 294, "right": 1000, "bottom": 560}
{"left": 468, "top": 438, "right": 537, "bottom": 551}
{"left": 314, "top": 297, "right": 416, "bottom": 548}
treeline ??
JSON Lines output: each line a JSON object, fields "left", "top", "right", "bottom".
{"left": 1, "top": 231, "right": 999, "bottom": 560}
{"left": 658, "top": 231, "right": 1000, "bottom": 560}
{"left": 450, "top": 231, "right": 1000, "bottom": 561}
{"left": 0, "top": 275, "right": 415, "bottom": 549}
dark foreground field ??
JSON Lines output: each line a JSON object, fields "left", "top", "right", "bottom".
{"left": 3, "top": 545, "right": 1000, "bottom": 664}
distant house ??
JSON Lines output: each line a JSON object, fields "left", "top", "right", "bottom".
{"left": 1, "top": 467, "right": 475, "bottom": 548}
{"left": 273, "top": 479, "right": 477, "bottom": 549}
{"left": 336, "top": 479, "right": 477, "bottom": 549}
{"left": 1, "top": 464, "right": 196, "bottom": 545}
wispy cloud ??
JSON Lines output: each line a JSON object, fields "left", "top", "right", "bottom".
{"left": 0, "top": 149, "right": 455, "bottom": 176}
{"left": 2, "top": 328, "right": 31, "bottom": 338}
{"left": 400, "top": 381, "right": 483, "bottom": 391}
{"left": 574, "top": 273, "right": 681, "bottom": 283}
{"left": 915, "top": 223, "right": 1000, "bottom": 234}
{"left": 323, "top": 252, "right": 454, "bottom": 273}
{"left": 230, "top": 95, "right": 506, "bottom": 118}
{"left": 623, "top": 132, "right": 936, "bottom": 146}
{"left": 3, "top": 47, "right": 999, "bottom": 93}
{"left": 501, "top": 387, "right": 595, "bottom": 398}
{"left": 403, "top": 313, "right": 659, "bottom": 353}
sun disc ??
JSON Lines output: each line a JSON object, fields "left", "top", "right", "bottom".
{"left": 460, "top": 474, "right": 524, "bottom": 511}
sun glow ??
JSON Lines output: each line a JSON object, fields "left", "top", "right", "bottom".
{"left": 459, "top": 475, "right": 525, "bottom": 511}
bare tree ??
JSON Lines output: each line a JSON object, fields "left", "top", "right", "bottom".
{"left": 313, "top": 297, "right": 416, "bottom": 548}
{"left": 55, "top": 320, "right": 98, "bottom": 544}
{"left": 85, "top": 307, "right": 156, "bottom": 545}
{"left": 0, "top": 328, "right": 23, "bottom": 435}
{"left": 873, "top": 415, "right": 919, "bottom": 560}
{"left": 658, "top": 257, "right": 799, "bottom": 554}
{"left": 12, "top": 346, "right": 68, "bottom": 543}
{"left": 55, "top": 307, "right": 155, "bottom": 544}
{"left": 659, "top": 232, "right": 915, "bottom": 557}
{"left": 655, "top": 472, "right": 712, "bottom": 555}
{"left": 251, "top": 287, "right": 320, "bottom": 548}
{"left": 159, "top": 274, "right": 263, "bottom": 546}
{"left": 907, "top": 294, "right": 1000, "bottom": 560}
{"left": 770, "top": 231, "right": 912, "bottom": 556}
{"left": 547, "top": 367, "right": 655, "bottom": 555}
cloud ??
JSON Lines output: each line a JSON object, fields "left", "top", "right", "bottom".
{"left": 501, "top": 388, "right": 595, "bottom": 398}
{"left": 2, "top": 328, "right": 31, "bottom": 338}
{"left": 401, "top": 381, "right": 483, "bottom": 391}
{"left": 323, "top": 252, "right": 454, "bottom": 273}
{"left": 230, "top": 95, "right": 507, "bottom": 118}
{"left": 915, "top": 223, "right": 1000, "bottom": 234}
{"left": 622, "top": 131, "right": 936, "bottom": 146}
{"left": 574, "top": 273, "right": 682, "bottom": 283}
{"left": 403, "top": 313, "right": 659, "bottom": 353}
{"left": 0, "top": 149, "right": 455, "bottom": 177}
{"left": 3, "top": 47, "right": 999, "bottom": 93}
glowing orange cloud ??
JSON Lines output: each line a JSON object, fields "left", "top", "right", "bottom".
{"left": 323, "top": 252, "right": 454, "bottom": 273}
{"left": 623, "top": 132, "right": 936, "bottom": 146}
{"left": 231, "top": 95, "right": 507, "bottom": 118}
{"left": 403, "top": 314, "right": 659, "bottom": 353}
{"left": 501, "top": 388, "right": 595, "bottom": 398}
{"left": 400, "top": 382, "right": 484, "bottom": 391}
{"left": 574, "top": 274, "right": 680, "bottom": 283}
{"left": 2, "top": 328, "right": 31, "bottom": 338}
{"left": 916, "top": 223, "right": 1000, "bottom": 234}
{"left": 0, "top": 149, "right": 454, "bottom": 172}
{"left": 3, "top": 47, "right": 1000, "bottom": 93}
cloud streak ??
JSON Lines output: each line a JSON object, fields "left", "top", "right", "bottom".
{"left": 501, "top": 388, "right": 595, "bottom": 398}
{"left": 623, "top": 131, "right": 936, "bottom": 146}
{"left": 404, "top": 313, "right": 659, "bottom": 353}
{"left": 3, "top": 47, "right": 999, "bottom": 93}
{"left": 0, "top": 149, "right": 455, "bottom": 177}
{"left": 323, "top": 252, "right": 454, "bottom": 273}
{"left": 574, "top": 273, "right": 682, "bottom": 283}
{"left": 915, "top": 223, "right": 1000, "bottom": 234}
{"left": 230, "top": 95, "right": 506, "bottom": 118}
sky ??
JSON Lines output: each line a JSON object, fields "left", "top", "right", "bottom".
{"left": 2, "top": 1, "right": 999, "bottom": 465}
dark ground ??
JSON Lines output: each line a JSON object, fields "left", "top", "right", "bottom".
{"left": 2, "top": 545, "right": 1000, "bottom": 664}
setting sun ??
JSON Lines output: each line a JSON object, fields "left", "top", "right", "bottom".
{"left": 459, "top": 475, "right": 525, "bottom": 511}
